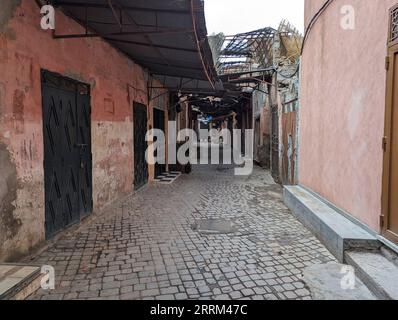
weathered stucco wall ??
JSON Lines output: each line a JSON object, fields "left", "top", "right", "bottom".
{"left": 300, "top": 0, "right": 395, "bottom": 231}
{"left": 0, "top": 1, "right": 166, "bottom": 261}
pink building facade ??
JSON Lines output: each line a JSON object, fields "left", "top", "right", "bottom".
{"left": 300, "top": 0, "right": 397, "bottom": 240}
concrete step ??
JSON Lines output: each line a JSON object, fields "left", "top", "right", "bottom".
{"left": 380, "top": 246, "right": 398, "bottom": 268}
{"left": 302, "top": 262, "right": 376, "bottom": 300}
{"left": 284, "top": 186, "right": 380, "bottom": 262}
{"left": 345, "top": 250, "right": 398, "bottom": 300}
{"left": 0, "top": 264, "right": 42, "bottom": 300}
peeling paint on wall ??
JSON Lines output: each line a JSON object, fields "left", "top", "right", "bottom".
{"left": 0, "top": 0, "right": 21, "bottom": 33}
{"left": 0, "top": 82, "right": 6, "bottom": 116}
{"left": 0, "top": 141, "right": 22, "bottom": 261}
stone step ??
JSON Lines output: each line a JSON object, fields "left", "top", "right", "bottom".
{"left": 283, "top": 186, "right": 380, "bottom": 262}
{"left": 345, "top": 250, "right": 398, "bottom": 300}
{"left": 380, "top": 246, "right": 398, "bottom": 268}
{"left": 0, "top": 264, "right": 42, "bottom": 300}
{"left": 302, "top": 262, "right": 376, "bottom": 300}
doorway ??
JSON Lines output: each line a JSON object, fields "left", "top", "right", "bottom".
{"left": 254, "top": 117, "right": 260, "bottom": 163}
{"left": 134, "top": 102, "right": 149, "bottom": 190}
{"left": 382, "top": 5, "right": 398, "bottom": 244}
{"left": 153, "top": 108, "right": 166, "bottom": 178}
{"left": 41, "top": 71, "right": 93, "bottom": 239}
{"left": 271, "top": 104, "right": 280, "bottom": 183}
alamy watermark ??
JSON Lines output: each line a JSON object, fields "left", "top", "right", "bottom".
{"left": 340, "top": 5, "right": 356, "bottom": 30}
{"left": 41, "top": 265, "right": 55, "bottom": 290}
{"left": 340, "top": 265, "right": 356, "bottom": 290}
{"left": 146, "top": 122, "right": 254, "bottom": 176}
{"left": 40, "top": 5, "right": 55, "bottom": 30}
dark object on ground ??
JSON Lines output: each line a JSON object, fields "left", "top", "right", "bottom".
{"left": 184, "top": 163, "right": 192, "bottom": 174}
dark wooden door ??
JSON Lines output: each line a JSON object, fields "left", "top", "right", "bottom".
{"left": 153, "top": 108, "right": 166, "bottom": 177}
{"left": 134, "top": 102, "right": 148, "bottom": 190}
{"left": 42, "top": 71, "right": 92, "bottom": 239}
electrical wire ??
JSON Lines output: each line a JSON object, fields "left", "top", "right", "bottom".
{"left": 301, "top": 0, "right": 335, "bottom": 54}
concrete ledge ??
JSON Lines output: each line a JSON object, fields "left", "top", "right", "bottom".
{"left": 283, "top": 186, "right": 380, "bottom": 262}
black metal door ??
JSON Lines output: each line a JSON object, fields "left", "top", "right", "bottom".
{"left": 42, "top": 71, "right": 92, "bottom": 239}
{"left": 153, "top": 108, "right": 166, "bottom": 177}
{"left": 134, "top": 102, "right": 148, "bottom": 190}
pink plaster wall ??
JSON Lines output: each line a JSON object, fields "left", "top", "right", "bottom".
{"left": 300, "top": 0, "right": 395, "bottom": 232}
{"left": 0, "top": 1, "right": 167, "bottom": 261}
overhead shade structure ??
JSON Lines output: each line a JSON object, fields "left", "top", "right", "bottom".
{"left": 48, "top": 0, "right": 222, "bottom": 93}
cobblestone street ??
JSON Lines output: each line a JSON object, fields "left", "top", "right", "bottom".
{"left": 30, "top": 164, "right": 335, "bottom": 300}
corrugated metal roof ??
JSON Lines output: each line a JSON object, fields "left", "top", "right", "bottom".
{"left": 49, "top": 0, "right": 222, "bottom": 93}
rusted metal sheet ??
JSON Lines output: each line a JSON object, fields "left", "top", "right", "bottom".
{"left": 281, "top": 109, "right": 297, "bottom": 186}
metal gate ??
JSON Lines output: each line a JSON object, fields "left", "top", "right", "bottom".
{"left": 153, "top": 108, "right": 166, "bottom": 178}
{"left": 42, "top": 71, "right": 92, "bottom": 239}
{"left": 134, "top": 102, "right": 148, "bottom": 190}
{"left": 281, "top": 110, "right": 297, "bottom": 185}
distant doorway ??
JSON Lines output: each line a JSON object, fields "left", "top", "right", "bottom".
{"left": 134, "top": 102, "right": 148, "bottom": 190}
{"left": 153, "top": 108, "right": 166, "bottom": 178}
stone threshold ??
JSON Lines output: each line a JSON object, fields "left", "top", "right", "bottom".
{"left": 0, "top": 264, "right": 43, "bottom": 300}
{"left": 154, "top": 171, "right": 182, "bottom": 184}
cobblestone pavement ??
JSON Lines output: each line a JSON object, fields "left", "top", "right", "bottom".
{"left": 30, "top": 164, "right": 336, "bottom": 300}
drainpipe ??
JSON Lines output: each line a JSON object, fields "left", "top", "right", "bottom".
{"left": 295, "top": 58, "right": 302, "bottom": 185}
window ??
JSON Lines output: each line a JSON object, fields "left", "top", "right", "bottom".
{"left": 390, "top": 4, "right": 398, "bottom": 44}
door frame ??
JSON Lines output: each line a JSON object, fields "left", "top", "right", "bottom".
{"left": 382, "top": 18, "right": 398, "bottom": 244}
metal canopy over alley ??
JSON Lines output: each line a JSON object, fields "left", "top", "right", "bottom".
{"left": 43, "top": 0, "right": 221, "bottom": 94}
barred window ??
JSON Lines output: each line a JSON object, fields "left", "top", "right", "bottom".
{"left": 390, "top": 5, "right": 398, "bottom": 44}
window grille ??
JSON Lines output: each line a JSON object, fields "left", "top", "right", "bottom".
{"left": 390, "top": 5, "right": 398, "bottom": 44}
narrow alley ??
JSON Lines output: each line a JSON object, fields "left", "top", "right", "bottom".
{"left": 2, "top": 0, "right": 398, "bottom": 305}
{"left": 29, "top": 163, "right": 334, "bottom": 300}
